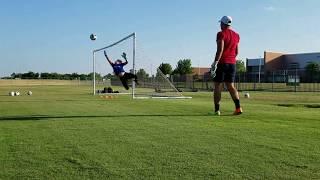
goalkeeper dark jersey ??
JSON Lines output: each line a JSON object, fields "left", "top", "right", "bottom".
{"left": 112, "top": 63, "right": 125, "bottom": 75}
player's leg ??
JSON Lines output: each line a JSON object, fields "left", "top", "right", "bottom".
{"left": 124, "top": 73, "right": 139, "bottom": 84}
{"left": 225, "top": 82, "right": 241, "bottom": 107}
{"left": 214, "top": 82, "right": 223, "bottom": 114}
{"left": 213, "top": 64, "right": 224, "bottom": 115}
{"left": 119, "top": 76, "right": 130, "bottom": 90}
{"left": 224, "top": 64, "right": 242, "bottom": 115}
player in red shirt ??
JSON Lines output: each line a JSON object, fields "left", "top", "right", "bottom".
{"left": 211, "top": 16, "right": 242, "bottom": 115}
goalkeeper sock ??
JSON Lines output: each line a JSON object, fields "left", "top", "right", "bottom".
{"left": 215, "top": 104, "right": 220, "bottom": 112}
{"left": 233, "top": 99, "right": 240, "bottom": 109}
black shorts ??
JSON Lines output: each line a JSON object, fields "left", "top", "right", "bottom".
{"left": 214, "top": 63, "right": 236, "bottom": 83}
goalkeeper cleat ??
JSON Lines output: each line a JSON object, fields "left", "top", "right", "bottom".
{"left": 233, "top": 107, "right": 243, "bottom": 115}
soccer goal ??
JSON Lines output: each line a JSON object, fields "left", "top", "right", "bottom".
{"left": 92, "top": 33, "right": 191, "bottom": 99}
{"left": 92, "top": 33, "right": 136, "bottom": 97}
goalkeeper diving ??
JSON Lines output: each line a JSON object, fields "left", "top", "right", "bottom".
{"left": 104, "top": 51, "right": 139, "bottom": 90}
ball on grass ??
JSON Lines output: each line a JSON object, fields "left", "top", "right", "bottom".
{"left": 244, "top": 92, "right": 250, "bottom": 98}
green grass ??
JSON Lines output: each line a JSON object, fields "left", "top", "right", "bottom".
{"left": 0, "top": 85, "right": 319, "bottom": 179}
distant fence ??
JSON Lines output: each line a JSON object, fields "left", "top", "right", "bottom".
{"left": 171, "top": 81, "right": 320, "bottom": 92}
{"left": 136, "top": 69, "right": 320, "bottom": 92}
{"left": 175, "top": 69, "right": 320, "bottom": 92}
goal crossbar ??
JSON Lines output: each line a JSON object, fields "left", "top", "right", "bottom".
{"left": 93, "top": 33, "right": 135, "bottom": 53}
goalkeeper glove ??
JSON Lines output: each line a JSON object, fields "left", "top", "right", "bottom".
{"left": 121, "top": 52, "right": 127, "bottom": 59}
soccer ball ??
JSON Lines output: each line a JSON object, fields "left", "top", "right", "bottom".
{"left": 244, "top": 92, "right": 250, "bottom": 98}
{"left": 90, "top": 34, "right": 97, "bottom": 41}
{"left": 9, "top": 91, "right": 15, "bottom": 96}
{"left": 15, "top": 91, "right": 20, "bottom": 96}
{"left": 27, "top": 91, "right": 33, "bottom": 95}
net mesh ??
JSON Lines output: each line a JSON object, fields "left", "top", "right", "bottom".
{"left": 133, "top": 68, "right": 186, "bottom": 98}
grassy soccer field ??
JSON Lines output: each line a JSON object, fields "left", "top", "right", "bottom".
{"left": 0, "top": 85, "right": 319, "bottom": 179}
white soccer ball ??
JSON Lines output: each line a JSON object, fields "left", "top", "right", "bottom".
{"left": 9, "top": 91, "right": 15, "bottom": 96}
{"left": 244, "top": 92, "right": 250, "bottom": 98}
{"left": 90, "top": 34, "right": 97, "bottom": 41}
{"left": 27, "top": 91, "right": 33, "bottom": 95}
{"left": 15, "top": 91, "right": 20, "bottom": 96}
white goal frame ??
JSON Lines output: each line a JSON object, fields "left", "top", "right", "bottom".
{"left": 92, "top": 33, "right": 136, "bottom": 98}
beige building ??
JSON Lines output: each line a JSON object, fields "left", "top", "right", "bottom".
{"left": 264, "top": 51, "right": 320, "bottom": 72}
{"left": 191, "top": 67, "right": 210, "bottom": 76}
{"left": 247, "top": 51, "right": 320, "bottom": 82}
{"left": 247, "top": 51, "right": 320, "bottom": 72}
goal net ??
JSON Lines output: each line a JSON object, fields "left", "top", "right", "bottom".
{"left": 92, "top": 33, "right": 191, "bottom": 99}
{"left": 133, "top": 68, "right": 192, "bottom": 99}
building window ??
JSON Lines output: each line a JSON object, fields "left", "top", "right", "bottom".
{"left": 249, "top": 66, "right": 264, "bottom": 72}
{"left": 288, "top": 63, "right": 299, "bottom": 69}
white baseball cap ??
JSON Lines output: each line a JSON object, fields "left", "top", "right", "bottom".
{"left": 219, "top": 16, "right": 232, "bottom": 25}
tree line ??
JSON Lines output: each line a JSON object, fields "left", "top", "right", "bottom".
{"left": 158, "top": 59, "right": 246, "bottom": 75}
{"left": 4, "top": 72, "right": 94, "bottom": 80}
{"left": 3, "top": 59, "right": 247, "bottom": 80}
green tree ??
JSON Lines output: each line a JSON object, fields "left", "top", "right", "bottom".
{"left": 10, "top": 73, "right": 16, "bottom": 79}
{"left": 173, "top": 59, "right": 192, "bottom": 75}
{"left": 71, "top": 73, "right": 79, "bottom": 80}
{"left": 87, "top": 72, "right": 102, "bottom": 80}
{"left": 305, "top": 62, "right": 320, "bottom": 82}
{"left": 79, "top": 74, "right": 88, "bottom": 80}
{"left": 62, "top": 74, "right": 72, "bottom": 80}
{"left": 158, "top": 63, "right": 173, "bottom": 75}
{"left": 305, "top": 62, "right": 319, "bottom": 72}
{"left": 21, "top": 71, "right": 39, "bottom": 79}
{"left": 103, "top": 73, "right": 115, "bottom": 80}
{"left": 136, "top": 69, "right": 149, "bottom": 79}
{"left": 236, "top": 60, "right": 246, "bottom": 73}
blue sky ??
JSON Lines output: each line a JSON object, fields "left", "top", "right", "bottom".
{"left": 1, "top": 0, "right": 320, "bottom": 77}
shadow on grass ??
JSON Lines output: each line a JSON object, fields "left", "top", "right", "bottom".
{"left": 0, "top": 99, "right": 101, "bottom": 103}
{"left": 277, "top": 103, "right": 320, "bottom": 108}
{"left": 0, "top": 113, "right": 234, "bottom": 121}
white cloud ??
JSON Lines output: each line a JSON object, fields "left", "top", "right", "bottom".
{"left": 264, "top": 6, "right": 276, "bottom": 11}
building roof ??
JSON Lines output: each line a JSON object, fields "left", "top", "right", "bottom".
{"left": 192, "top": 67, "right": 210, "bottom": 75}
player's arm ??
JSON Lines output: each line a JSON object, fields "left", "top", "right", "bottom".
{"left": 236, "top": 35, "right": 240, "bottom": 56}
{"left": 214, "top": 39, "right": 224, "bottom": 63}
{"left": 121, "top": 52, "right": 128, "bottom": 65}
{"left": 236, "top": 44, "right": 239, "bottom": 56}
{"left": 104, "top": 51, "right": 113, "bottom": 65}
{"left": 211, "top": 33, "right": 224, "bottom": 78}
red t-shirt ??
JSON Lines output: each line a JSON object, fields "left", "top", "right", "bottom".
{"left": 216, "top": 28, "right": 240, "bottom": 64}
